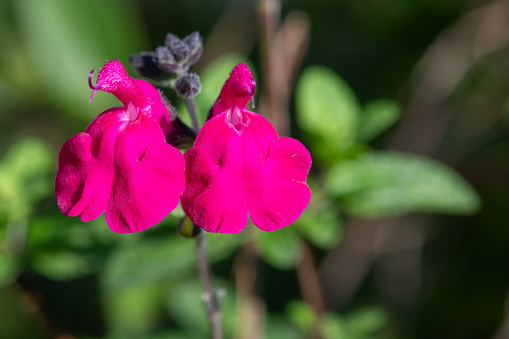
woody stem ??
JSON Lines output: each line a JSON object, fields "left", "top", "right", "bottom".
{"left": 196, "top": 229, "right": 223, "bottom": 339}
{"left": 185, "top": 97, "right": 201, "bottom": 133}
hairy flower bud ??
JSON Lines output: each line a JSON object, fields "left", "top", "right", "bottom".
{"left": 155, "top": 46, "right": 180, "bottom": 73}
{"left": 175, "top": 73, "right": 201, "bottom": 99}
{"left": 183, "top": 31, "right": 203, "bottom": 67}
{"left": 129, "top": 52, "right": 170, "bottom": 81}
{"left": 165, "top": 33, "right": 190, "bottom": 62}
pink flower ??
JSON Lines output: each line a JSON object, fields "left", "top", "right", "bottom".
{"left": 55, "top": 60, "right": 185, "bottom": 233}
{"left": 181, "top": 64, "right": 311, "bottom": 233}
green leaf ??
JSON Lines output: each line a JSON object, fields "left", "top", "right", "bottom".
{"left": 266, "top": 315, "right": 306, "bottom": 339}
{"left": 103, "top": 284, "right": 165, "bottom": 337}
{"left": 296, "top": 201, "right": 343, "bottom": 250}
{"left": 359, "top": 99, "right": 401, "bottom": 142}
{"left": 3, "top": 137, "right": 52, "bottom": 181}
{"left": 31, "top": 251, "right": 98, "bottom": 281}
{"left": 326, "top": 151, "right": 481, "bottom": 217}
{"left": 322, "top": 313, "right": 349, "bottom": 339}
{"left": 286, "top": 300, "right": 317, "bottom": 334}
{"left": 103, "top": 233, "right": 240, "bottom": 290}
{"left": 164, "top": 278, "right": 236, "bottom": 338}
{"left": 347, "top": 307, "right": 387, "bottom": 337}
{"left": 14, "top": 0, "right": 147, "bottom": 120}
{"left": 253, "top": 227, "right": 303, "bottom": 270}
{"left": 0, "top": 138, "right": 53, "bottom": 222}
{"left": 102, "top": 237, "right": 196, "bottom": 289}
{"left": 0, "top": 254, "right": 19, "bottom": 287}
{"left": 206, "top": 232, "right": 241, "bottom": 261}
{"left": 296, "top": 66, "right": 360, "bottom": 152}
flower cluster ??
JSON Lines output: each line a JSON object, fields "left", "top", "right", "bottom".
{"left": 56, "top": 60, "right": 311, "bottom": 234}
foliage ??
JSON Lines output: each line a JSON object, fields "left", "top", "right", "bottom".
{"left": 0, "top": 0, "right": 505, "bottom": 339}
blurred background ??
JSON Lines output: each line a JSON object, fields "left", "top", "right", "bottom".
{"left": 1, "top": 0, "right": 509, "bottom": 338}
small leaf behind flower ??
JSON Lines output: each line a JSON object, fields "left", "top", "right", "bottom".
{"left": 296, "top": 66, "right": 361, "bottom": 154}
{"left": 253, "top": 227, "right": 303, "bottom": 270}
{"left": 359, "top": 99, "right": 401, "bottom": 142}
{"left": 326, "top": 151, "right": 481, "bottom": 217}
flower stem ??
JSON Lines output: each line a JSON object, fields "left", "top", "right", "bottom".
{"left": 185, "top": 97, "right": 201, "bottom": 133}
{"left": 196, "top": 229, "right": 223, "bottom": 339}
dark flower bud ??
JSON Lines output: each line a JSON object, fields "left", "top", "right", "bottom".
{"left": 175, "top": 73, "right": 201, "bottom": 99}
{"left": 165, "top": 33, "right": 190, "bottom": 62}
{"left": 183, "top": 31, "right": 203, "bottom": 67}
{"left": 128, "top": 52, "right": 170, "bottom": 81}
{"left": 155, "top": 46, "right": 180, "bottom": 73}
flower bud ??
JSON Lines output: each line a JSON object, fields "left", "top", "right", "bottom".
{"left": 183, "top": 31, "right": 203, "bottom": 67}
{"left": 155, "top": 46, "right": 180, "bottom": 73}
{"left": 178, "top": 216, "right": 201, "bottom": 238}
{"left": 165, "top": 33, "right": 190, "bottom": 62}
{"left": 128, "top": 52, "right": 170, "bottom": 81}
{"left": 175, "top": 73, "right": 201, "bottom": 99}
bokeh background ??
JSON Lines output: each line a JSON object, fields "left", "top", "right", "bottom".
{"left": 1, "top": 0, "right": 509, "bottom": 338}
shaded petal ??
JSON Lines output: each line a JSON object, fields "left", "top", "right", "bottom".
{"left": 106, "top": 113, "right": 186, "bottom": 233}
{"left": 55, "top": 108, "right": 126, "bottom": 222}
{"left": 241, "top": 111, "right": 278, "bottom": 156}
{"left": 242, "top": 115, "right": 312, "bottom": 231}
{"left": 55, "top": 133, "right": 113, "bottom": 222}
{"left": 94, "top": 60, "right": 146, "bottom": 107}
{"left": 94, "top": 61, "right": 173, "bottom": 133}
{"left": 134, "top": 78, "right": 172, "bottom": 134}
{"left": 181, "top": 114, "right": 248, "bottom": 233}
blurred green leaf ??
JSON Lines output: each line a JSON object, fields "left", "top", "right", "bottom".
{"left": 14, "top": 0, "right": 147, "bottom": 120}
{"left": 347, "top": 307, "right": 387, "bottom": 338}
{"left": 0, "top": 138, "right": 53, "bottom": 222}
{"left": 0, "top": 253, "right": 19, "bottom": 287}
{"left": 359, "top": 99, "right": 401, "bottom": 142}
{"left": 286, "top": 300, "right": 317, "bottom": 335}
{"left": 164, "top": 278, "right": 236, "bottom": 338}
{"left": 327, "top": 151, "right": 481, "bottom": 217}
{"left": 266, "top": 315, "right": 306, "bottom": 339}
{"left": 206, "top": 232, "right": 241, "bottom": 261}
{"left": 296, "top": 201, "right": 343, "bottom": 250}
{"left": 103, "top": 237, "right": 195, "bottom": 289}
{"left": 253, "top": 227, "right": 303, "bottom": 270}
{"left": 296, "top": 66, "right": 360, "bottom": 153}
{"left": 322, "top": 313, "right": 348, "bottom": 339}
{"left": 3, "top": 137, "right": 52, "bottom": 181}
{"left": 32, "top": 251, "right": 98, "bottom": 281}
{"left": 103, "top": 284, "right": 165, "bottom": 338}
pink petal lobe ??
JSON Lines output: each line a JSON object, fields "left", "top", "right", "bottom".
{"left": 181, "top": 114, "right": 248, "bottom": 233}
{"left": 94, "top": 60, "right": 145, "bottom": 107}
{"left": 211, "top": 63, "right": 256, "bottom": 118}
{"left": 134, "top": 79, "right": 172, "bottom": 134}
{"left": 56, "top": 108, "right": 128, "bottom": 222}
{"left": 94, "top": 61, "right": 171, "bottom": 132}
{"left": 106, "top": 113, "right": 186, "bottom": 233}
{"left": 242, "top": 115, "right": 312, "bottom": 231}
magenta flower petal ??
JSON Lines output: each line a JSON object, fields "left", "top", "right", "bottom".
{"left": 56, "top": 60, "right": 185, "bottom": 233}
{"left": 56, "top": 108, "right": 126, "bottom": 222}
{"left": 181, "top": 63, "right": 312, "bottom": 233}
{"left": 107, "top": 114, "right": 186, "bottom": 233}
{"left": 243, "top": 132, "right": 312, "bottom": 231}
{"left": 181, "top": 114, "right": 248, "bottom": 233}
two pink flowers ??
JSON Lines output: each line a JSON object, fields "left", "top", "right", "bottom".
{"left": 55, "top": 60, "right": 311, "bottom": 234}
